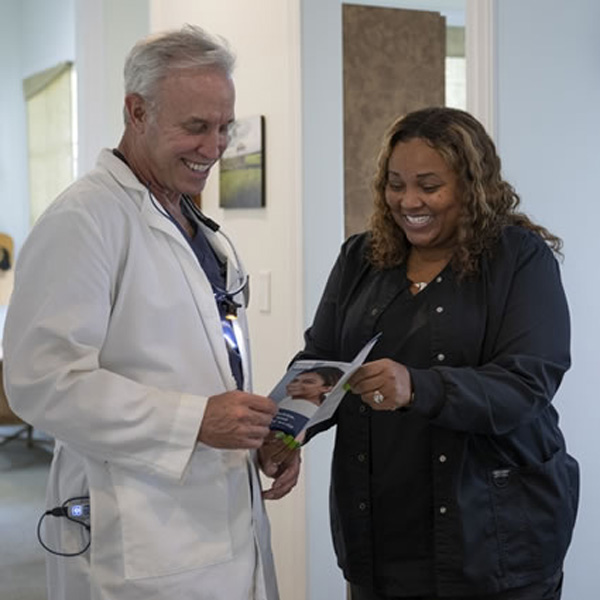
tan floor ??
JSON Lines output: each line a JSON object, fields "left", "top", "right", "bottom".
{"left": 0, "top": 431, "right": 52, "bottom": 600}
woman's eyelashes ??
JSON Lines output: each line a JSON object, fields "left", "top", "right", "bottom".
{"left": 386, "top": 180, "right": 443, "bottom": 194}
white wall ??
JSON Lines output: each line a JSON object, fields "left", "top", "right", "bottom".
{"left": 149, "top": 2, "right": 306, "bottom": 598}
{"left": 75, "top": 0, "right": 149, "bottom": 175}
{"left": 495, "top": 1, "right": 600, "bottom": 597}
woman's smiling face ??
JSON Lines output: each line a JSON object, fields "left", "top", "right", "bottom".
{"left": 385, "top": 137, "right": 462, "bottom": 258}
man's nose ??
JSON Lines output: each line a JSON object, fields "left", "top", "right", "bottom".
{"left": 199, "top": 131, "right": 224, "bottom": 160}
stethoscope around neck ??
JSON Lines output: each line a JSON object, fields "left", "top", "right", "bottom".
{"left": 147, "top": 185, "right": 249, "bottom": 318}
{"left": 111, "top": 147, "right": 248, "bottom": 318}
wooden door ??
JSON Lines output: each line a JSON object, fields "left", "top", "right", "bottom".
{"left": 343, "top": 5, "right": 446, "bottom": 236}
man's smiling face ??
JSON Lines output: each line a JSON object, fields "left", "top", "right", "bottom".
{"left": 140, "top": 67, "right": 235, "bottom": 197}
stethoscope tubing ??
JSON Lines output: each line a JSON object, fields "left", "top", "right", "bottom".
{"left": 148, "top": 188, "right": 249, "bottom": 299}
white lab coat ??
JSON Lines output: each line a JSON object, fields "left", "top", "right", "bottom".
{"left": 3, "top": 150, "right": 279, "bottom": 600}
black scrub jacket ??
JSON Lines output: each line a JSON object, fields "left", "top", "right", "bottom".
{"left": 299, "top": 226, "right": 579, "bottom": 597}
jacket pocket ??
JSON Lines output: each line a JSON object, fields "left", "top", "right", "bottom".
{"left": 110, "top": 449, "right": 233, "bottom": 580}
{"left": 489, "top": 447, "right": 579, "bottom": 577}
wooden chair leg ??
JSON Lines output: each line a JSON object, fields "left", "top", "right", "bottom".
{"left": 26, "top": 424, "right": 34, "bottom": 448}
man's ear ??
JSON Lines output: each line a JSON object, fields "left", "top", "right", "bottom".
{"left": 124, "top": 93, "right": 149, "bottom": 131}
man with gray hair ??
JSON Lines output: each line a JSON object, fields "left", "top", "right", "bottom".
{"left": 3, "top": 25, "right": 298, "bottom": 600}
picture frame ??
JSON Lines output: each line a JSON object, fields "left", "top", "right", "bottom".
{"left": 219, "top": 115, "right": 265, "bottom": 208}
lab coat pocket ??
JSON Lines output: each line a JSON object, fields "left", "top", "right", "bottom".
{"left": 45, "top": 443, "right": 93, "bottom": 558}
{"left": 110, "top": 450, "right": 232, "bottom": 580}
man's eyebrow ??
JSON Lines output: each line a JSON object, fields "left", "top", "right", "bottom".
{"left": 183, "top": 117, "right": 208, "bottom": 125}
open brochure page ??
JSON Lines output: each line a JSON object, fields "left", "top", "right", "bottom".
{"left": 268, "top": 333, "right": 381, "bottom": 440}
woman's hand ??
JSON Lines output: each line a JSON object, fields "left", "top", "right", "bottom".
{"left": 348, "top": 358, "right": 413, "bottom": 411}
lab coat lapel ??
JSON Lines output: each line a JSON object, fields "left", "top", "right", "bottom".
{"left": 203, "top": 228, "right": 253, "bottom": 392}
{"left": 140, "top": 194, "right": 237, "bottom": 391}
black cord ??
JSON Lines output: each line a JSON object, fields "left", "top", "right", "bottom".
{"left": 37, "top": 496, "right": 91, "bottom": 557}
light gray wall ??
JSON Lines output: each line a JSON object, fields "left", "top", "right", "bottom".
{"left": 300, "top": 3, "right": 345, "bottom": 595}
{"left": 0, "top": 0, "right": 75, "bottom": 255}
{"left": 21, "top": 0, "right": 75, "bottom": 78}
{"left": 0, "top": 0, "right": 28, "bottom": 256}
{"left": 495, "top": 1, "right": 600, "bottom": 597}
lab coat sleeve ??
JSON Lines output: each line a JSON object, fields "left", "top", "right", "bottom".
{"left": 409, "top": 230, "right": 571, "bottom": 435}
{"left": 3, "top": 197, "right": 205, "bottom": 481}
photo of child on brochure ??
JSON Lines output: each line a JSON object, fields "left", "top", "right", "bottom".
{"left": 268, "top": 333, "right": 381, "bottom": 440}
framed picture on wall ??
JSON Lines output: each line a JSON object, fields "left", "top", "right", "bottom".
{"left": 219, "top": 115, "right": 265, "bottom": 208}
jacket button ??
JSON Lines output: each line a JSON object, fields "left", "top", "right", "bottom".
{"left": 359, "top": 502, "right": 367, "bottom": 511}
{"left": 437, "top": 353, "right": 445, "bottom": 362}
{"left": 439, "top": 454, "right": 447, "bottom": 463}
{"left": 439, "top": 506, "right": 447, "bottom": 514}
{"left": 436, "top": 306, "right": 444, "bottom": 313}
{"left": 359, "top": 404, "right": 367, "bottom": 414}
{"left": 371, "top": 307, "right": 379, "bottom": 316}
{"left": 358, "top": 453, "right": 366, "bottom": 462}
{"left": 436, "top": 276, "right": 443, "bottom": 283}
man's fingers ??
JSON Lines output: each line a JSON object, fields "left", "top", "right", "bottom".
{"left": 199, "top": 392, "right": 278, "bottom": 449}
{"left": 245, "top": 394, "right": 278, "bottom": 416}
{"left": 260, "top": 458, "right": 279, "bottom": 477}
{"left": 262, "top": 453, "right": 301, "bottom": 500}
{"left": 270, "top": 445, "right": 295, "bottom": 465}
{"left": 272, "top": 460, "right": 300, "bottom": 490}
{"left": 257, "top": 434, "right": 295, "bottom": 475}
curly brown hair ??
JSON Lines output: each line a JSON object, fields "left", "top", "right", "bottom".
{"left": 369, "top": 107, "right": 562, "bottom": 275}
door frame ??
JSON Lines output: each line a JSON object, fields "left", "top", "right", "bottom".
{"left": 466, "top": 0, "right": 496, "bottom": 136}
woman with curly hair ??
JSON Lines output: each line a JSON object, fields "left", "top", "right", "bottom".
{"left": 295, "top": 107, "right": 579, "bottom": 599}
